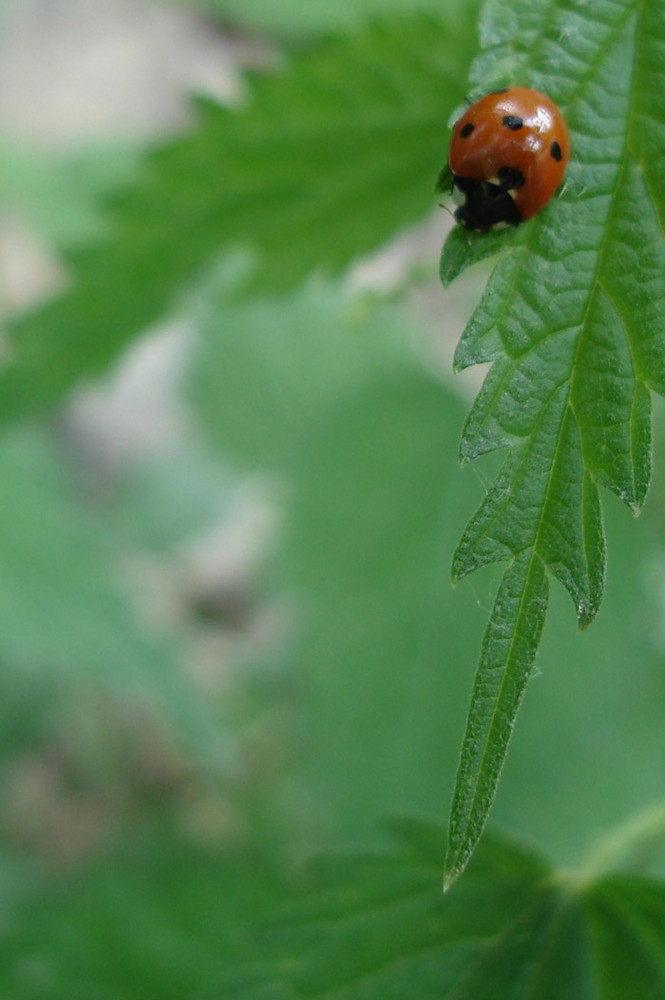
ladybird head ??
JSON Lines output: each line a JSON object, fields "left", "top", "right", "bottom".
{"left": 451, "top": 175, "right": 523, "bottom": 232}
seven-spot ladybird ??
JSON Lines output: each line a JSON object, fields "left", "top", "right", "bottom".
{"left": 447, "top": 87, "right": 570, "bottom": 232}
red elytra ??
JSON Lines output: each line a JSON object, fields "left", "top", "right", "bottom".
{"left": 448, "top": 86, "right": 570, "bottom": 231}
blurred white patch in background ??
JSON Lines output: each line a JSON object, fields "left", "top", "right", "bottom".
{"left": 0, "top": 0, "right": 256, "bottom": 146}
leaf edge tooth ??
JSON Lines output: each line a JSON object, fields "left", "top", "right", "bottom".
{"left": 445, "top": 550, "right": 550, "bottom": 888}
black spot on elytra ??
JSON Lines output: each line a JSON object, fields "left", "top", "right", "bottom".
{"left": 503, "top": 115, "right": 524, "bottom": 130}
{"left": 460, "top": 122, "right": 475, "bottom": 138}
{"left": 498, "top": 166, "right": 525, "bottom": 190}
{"left": 550, "top": 140, "right": 562, "bottom": 161}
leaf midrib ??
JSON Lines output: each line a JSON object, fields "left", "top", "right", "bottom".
{"left": 465, "top": 0, "right": 642, "bottom": 553}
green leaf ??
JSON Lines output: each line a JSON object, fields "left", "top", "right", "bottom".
{"left": 190, "top": 284, "right": 492, "bottom": 844}
{"left": 441, "top": 0, "right": 665, "bottom": 884}
{"left": 0, "top": 425, "right": 229, "bottom": 765}
{"left": 191, "top": 282, "right": 430, "bottom": 474}
{"left": 111, "top": 444, "right": 235, "bottom": 554}
{"left": 0, "top": 12, "right": 477, "bottom": 422}
{"left": 170, "top": 0, "right": 470, "bottom": 36}
{"left": 444, "top": 550, "right": 548, "bottom": 889}
{"left": 0, "top": 140, "right": 142, "bottom": 251}
{"left": 212, "top": 820, "right": 665, "bottom": 999}
{"left": 587, "top": 877, "right": 665, "bottom": 997}
{"left": 190, "top": 284, "right": 665, "bottom": 865}
{"left": 0, "top": 826, "right": 284, "bottom": 1000}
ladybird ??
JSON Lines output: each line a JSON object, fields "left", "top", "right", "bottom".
{"left": 447, "top": 87, "right": 569, "bottom": 231}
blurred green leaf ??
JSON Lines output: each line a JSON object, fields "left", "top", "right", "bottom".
{"left": 214, "top": 819, "right": 665, "bottom": 999}
{"left": 588, "top": 876, "right": 665, "bottom": 997}
{"left": 7, "top": 810, "right": 665, "bottom": 1000}
{"left": 111, "top": 445, "right": 235, "bottom": 554}
{"left": 0, "top": 426, "right": 229, "bottom": 765}
{"left": 190, "top": 283, "right": 491, "bottom": 843}
{"left": 0, "top": 12, "right": 474, "bottom": 421}
{"left": 440, "top": 0, "right": 665, "bottom": 886}
{"left": 0, "top": 826, "right": 283, "bottom": 1000}
{"left": 191, "top": 282, "right": 430, "bottom": 474}
{"left": 191, "top": 282, "right": 665, "bottom": 867}
{"left": 171, "top": 0, "right": 473, "bottom": 37}
{"left": 0, "top": 141, "right": 143, "bottom": 251}
{"left": 4, "top": 2, "right": 665, "bottom": 995}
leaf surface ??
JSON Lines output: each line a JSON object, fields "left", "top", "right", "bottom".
{"left": 441, "top": 0, "right": 665, "bottom": 885}
{"left": 190, "top": 284, "right": 489, "bottom": 843}
{"left": 213, "top": 821, "right": 665, "bottom": 1000}
{"left": 190, "top": 283, "right": 665, "bottom": 865}
{"left": 0, "top": 827, "right": 283, "bottom": 1000}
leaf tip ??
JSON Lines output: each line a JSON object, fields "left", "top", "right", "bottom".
{"left": 577, "top": 609, "right": 596, "bottom": 631}
{"left": 442, "top": 869, "right": 457, "bottom": 893}
{"left": 458, "top": 438, "right": 472, "bottom": 465}
{"left": 576, "top": 592, "right": 602, "bottom": 631}
{"left": 443, "top": 847, "right": 469, "bottom": 892}
{"left": 452, "top": 355, "right": 469, "bottom": 376}
{"left": 450, "top": 550, "right": 466, "bottom": 586}
{"left": 435, "top": 163, "right": 452, "bottom": 195}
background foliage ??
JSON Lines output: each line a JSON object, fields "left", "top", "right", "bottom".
{"left": 1, "top": 0, "right": 665, "bottom": 996}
